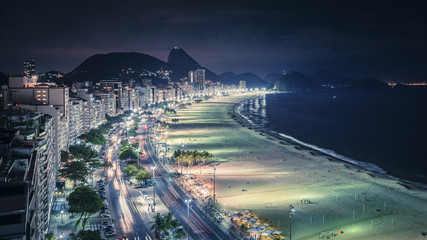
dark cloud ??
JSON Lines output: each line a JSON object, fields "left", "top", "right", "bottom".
{"left": 1, "top": 0, "right": 426, "bottom": 81}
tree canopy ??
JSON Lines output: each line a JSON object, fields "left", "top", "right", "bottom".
{"left": 60, "top": 161, "right": 89, "bottom": 183}
{"left": 69, "top": 144, "right": 98, "bottom": 162}
{"left": 67, "top": 186, "right": 103, "bottom": 229}
{"left": 135, "top": 169, "right": 151, "bottom": 185}
{"left": 61, "top": 150, "right": 71, "bottom": 163}
{"left": 80, "top": 129, "right": 106, "bottom": 145}
{"left": 172, "top": 150, "right": 213, "bottom": 167}
{"left": 122, "top": 165, "right": 139, "bottom": 176}
{"left": 164, "top": 108, "right": 177, "bottom": 115}
{"left": 122, "top": 165, "right": 151, "bottom": 185}
{"left": 119, "top": 144, "right": 139, "bottom": 160}
{"left": 151, "top": 212, "right": 180, "bottom": 234}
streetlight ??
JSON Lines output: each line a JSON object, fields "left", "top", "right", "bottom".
{"left": 213, "top": 164, "right": 217, "bottom": 203}
{"left": 185, "top": 199, "right": 192, "bottom": 240}
{"left": 60, "top": 210, "right": 64, "bottom": 226}
{"left": 151, "top": 166, "right": 156, "bottom": 212}
{"left": 289, "top": 204, "right": 295, "bottom": 240}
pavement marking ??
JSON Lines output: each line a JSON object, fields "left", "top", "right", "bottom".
{"left": 161, "top": 196, "right": 171, "bottom": 207}
{"left": 145, "top": 212, "right": 152, "bottom": 221}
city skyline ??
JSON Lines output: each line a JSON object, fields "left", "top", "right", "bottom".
{"left": 1, "top": 1, "right": 427, "bottom": 82}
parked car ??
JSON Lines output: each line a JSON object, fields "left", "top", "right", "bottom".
{"left": 100, "top": 209, "right": 110, "bottom": 215}
{"left": 101, "top": 221, "right": 114, "bottom": 229}
{"left": 105, "top": 230, "right": 116, "bottom": 236}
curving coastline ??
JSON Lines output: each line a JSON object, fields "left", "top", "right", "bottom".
{"left": 234, "top": 93, "right": 427, "bottom": 189}
{"left": 168, "top": 93, "right": 427, "bottom": 240}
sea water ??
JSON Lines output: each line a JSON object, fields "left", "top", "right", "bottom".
{"left": 237, "top": 87, "right": 427, "bottom": 186}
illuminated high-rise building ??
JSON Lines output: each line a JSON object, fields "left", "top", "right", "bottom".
{"left": 194, "top": 69, "right": 206, "bottom": 90}
{"left": 23, "top": 60, "right": 36, "bottom": 78}
{"left": 188, "top": 71, "right": 194, "bottom": 83}
{"left": 239, "top": 80, "right": 247, "bottom": 90}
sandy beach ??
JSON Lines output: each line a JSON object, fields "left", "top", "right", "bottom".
{"left": 166, "top": 93, "right": 427, "bottom": 240}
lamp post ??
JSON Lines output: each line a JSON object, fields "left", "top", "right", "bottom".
{"left": 289, "top": 204, "right": 295, "bottom": 240}
{"left": 151, "top": 166, "right": 156, "bottom": 212}
{"left": 60, "top": 210, "right": 64, "bottom": 226}
{"left": 213, "top": 164, "right": 217, "bottom": 203}
{"left": 185, "top": 199, "right": 192, "bottom": 240}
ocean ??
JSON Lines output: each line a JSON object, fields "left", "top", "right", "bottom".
{"left": 237, "top": 87, "right": 427, "bottom": 186}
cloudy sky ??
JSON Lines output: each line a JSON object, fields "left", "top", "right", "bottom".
{"left": 1, "top": 0, "right": 426, "bottom": 81}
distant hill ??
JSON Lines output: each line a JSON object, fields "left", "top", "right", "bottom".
{"left": 349, "top": 78, "right": 390, "bottom": 90}
{"left": 167, "top": 47, "right": 217, "bottom": 81}
{"left": 218, "top": 72, "right": 267, "bottom": 88}
{"left": 273, "top": 71, "right": 324, "bottom": 93}
{"left": 264, "top": 73, "right": 281, "bottom": 83}
{"left": 311, "top": 70, "right": 355, "bottom": 87}
{"left": 61, "top": 48, "right": 267, "bottom": 88}
{"left": 69, "top": 52, "right": 167, "bottom": 81}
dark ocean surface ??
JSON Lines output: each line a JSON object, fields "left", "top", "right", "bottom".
{"left": 240, "top": 87, "right": 427, "bottom": 185}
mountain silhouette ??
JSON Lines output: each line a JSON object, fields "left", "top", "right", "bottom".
{"left": 273, "top": 71, "right": 323, "bottom": 93}
{"left": 61, "top": 48, "right": 267, "bottom": 88}
{"left": 167, "top": 47, "right": 217, "bottom": 81}
{"left": 264, "top": 73, "right": 281, "bottom": 83}
{"left": 218, "top": 72, "right": 267, "bottom": 88}
{"left": 70, "top": 52, "right": 167, "bottom": 81}
{"left": 349, "top": 78, "right": 390, "bottom": 90}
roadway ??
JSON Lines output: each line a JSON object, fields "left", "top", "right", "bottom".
{"left": 139, "top": 120, "right": 231, "bottom": 240}
{"left": 104, "top": 117, "right": 231, "bottom": 240}
{"left": 104, "top": 129, "right": 153, "bottom": 240}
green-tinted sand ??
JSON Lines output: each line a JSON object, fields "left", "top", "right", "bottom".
{"left": 167, "top": 93, "right": 427, "bottom": 240}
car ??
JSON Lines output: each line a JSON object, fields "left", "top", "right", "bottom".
{"left": 102, "top": 222, "right": 114, "bottom": 229}
{"left": 104, "top": 227, "right": 116, "bottom": 234}
{"left": 103, "top": 200, "right": 108, "bottom": 205}
{"left": 101, "top": 218, "right": 112, "bottom": 224}
{"left": 104, "top": 225, "right": 115, "bottom": 231}
{"left": 105, "top": 230, "right": 116, "bottom": 237}
{"left": 100, "top": 209, "right": 110, "bottom": 215}
{"left": 101, "top": 214, "right": 112, "bottom": 220}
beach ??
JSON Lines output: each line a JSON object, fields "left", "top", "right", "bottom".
{"left": 167, "top": 93, "right": 427, "bottom": 240}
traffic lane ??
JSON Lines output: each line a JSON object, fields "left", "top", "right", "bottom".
{"left": 162, "top": 177, "right": 231, "bottom": 240}
{"left": 154, "top": 177, "right": 217, "bottom": 240}
{"left": 144, "top": 139, "right": 230, "bottom": 240}
{"left": 107, "top": 162, "right": 151, "bottom": 239}
{"left": 142, "top": 134, "right": 218, "bottom": 239}
{"left": 142, "top": 125, "right": 228, "bottom": 239}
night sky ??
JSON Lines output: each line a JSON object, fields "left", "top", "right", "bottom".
{"left": 1, "top": 0, "right": 426, "bottom": 82}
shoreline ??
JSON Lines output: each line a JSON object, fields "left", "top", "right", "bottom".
{"left": 167, "top": 93, "right": 427, "bottom": 240}
{"left": 234, "top": 93, "right": 427, "bottom": 190}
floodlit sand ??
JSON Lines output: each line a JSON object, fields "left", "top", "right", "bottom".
{"left": 167, "top": 93, "right": 427, "bottom": 240}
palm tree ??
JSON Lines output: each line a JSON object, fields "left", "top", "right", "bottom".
{"left": 151, "top": 212, "right": 179, "bottom": 237}
{"left": 151, "top": 213, "right": 166, "bottom": 235}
